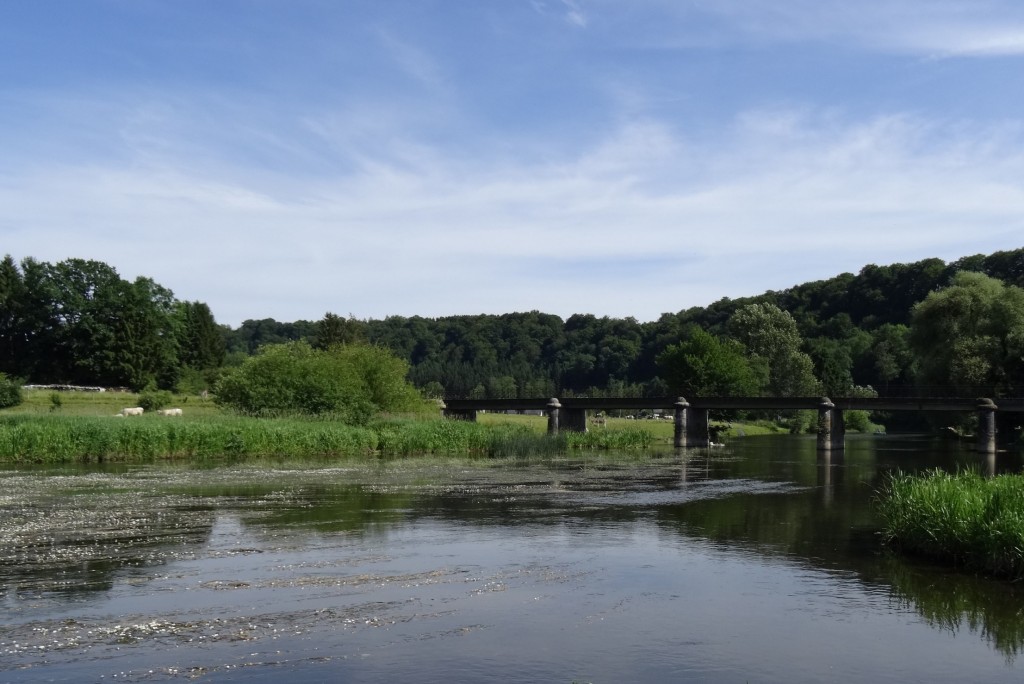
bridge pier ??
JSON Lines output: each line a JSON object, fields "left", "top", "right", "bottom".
{"left": 977, "top": 398, "right": 997, "bottom": 454}
{"left": 673, "top": 398, "right": 688, "bottom": 448}
{"left": 816, "top": 398, "right": 845, "bottom": 452}
{"left": 546, "top": 398, "right": 561, "bottom": 435}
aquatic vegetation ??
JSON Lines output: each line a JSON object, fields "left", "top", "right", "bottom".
{"left": 0, "top": 414, "right": 662, "bottom": 463}
{"left": 878, "top": 470, "right": 1024, "bottom": 581}
{"left": 561, "top": 426, "right": 654, "bottom": 450}
{"left": 0, "top": 415, "right": 379, "bottom": 462}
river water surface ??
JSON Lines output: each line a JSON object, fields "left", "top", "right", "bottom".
{"left": 2, "top": 434, "right": 1024, "bottom": 683}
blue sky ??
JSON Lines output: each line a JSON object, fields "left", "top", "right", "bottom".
{"left": 3, "top": 1, "right": 1024, "bottom": 327}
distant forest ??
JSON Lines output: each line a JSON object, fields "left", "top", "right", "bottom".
{"left": 2, "top": 249, "right": 1023, "bottom": 400}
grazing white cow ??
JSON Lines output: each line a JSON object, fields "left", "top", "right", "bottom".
{"left": 118, "top": 407, "right": 144, "bottom": 416}
{"left": 156, "top": 408, "right": 183, "bottom": 416}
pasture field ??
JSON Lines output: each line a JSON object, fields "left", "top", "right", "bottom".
{"left": 11, "top": 388, "right": 222, "bottom": 417}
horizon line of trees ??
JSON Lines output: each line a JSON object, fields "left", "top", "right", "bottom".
{"left": 2, "top": 249, "right": 1023, "bottom": 403}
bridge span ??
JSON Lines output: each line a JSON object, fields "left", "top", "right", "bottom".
{"left": 441, "top": 396, "right": 1024, "bottom": 454}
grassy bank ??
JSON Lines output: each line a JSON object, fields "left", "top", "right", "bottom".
{"left": 878, "top": 470, "right": 1024, "bottom": 581}
{"left": 0, "top": 413, "right": 670, "bottom": 463}
{"left": 1, "top": 390, "right": 787, "bottom": 463}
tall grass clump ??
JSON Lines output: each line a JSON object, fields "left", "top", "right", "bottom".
{"left": 371, "top": 418, "right": 560, "bottom": 458}
{"left": 561, "top": 427, "right": 655, "bottom": 450}
{"left": 878, "top": 470, "right": 1024, "bottom": 581}
{"left": 0, "top": 415, "right": 379, "bottom": 462}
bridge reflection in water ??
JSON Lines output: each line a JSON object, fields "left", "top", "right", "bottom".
{"left": 441, "top": 396, "right": 1024, "bottom": 454}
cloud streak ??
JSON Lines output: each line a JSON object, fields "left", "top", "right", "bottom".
{"left": 3, "top": 103, "right": 1022, "bottom": 326}
{"left": 601, "top": 0, "right": 1024, "bottom": 56}
{"left": 3, "top": 2, "right": 1023, "bottom": 327}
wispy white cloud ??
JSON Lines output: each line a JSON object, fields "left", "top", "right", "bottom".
{"left": 3, "top": 2, "right": 1023, "bottom": 326}
{"left": 600, "top": 0, "right": 1024, "bottom": 56}
{"left": 561, "top": 0, "right": 588, "bottom": 28}
{"left": 3, "top": 105, "right": 1023, "bottom": 325}
{"left": 530, "top": 0, "right": 589, "bottom": 28}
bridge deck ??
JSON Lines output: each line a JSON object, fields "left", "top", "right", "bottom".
{"left": 442, "top": 396, "right": 1024, "bottom": 413}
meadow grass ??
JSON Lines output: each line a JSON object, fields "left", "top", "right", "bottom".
{"left": 0, "top": 411, "right": 671, "bottom": 463}
{"left": 11, "top": 388, "right": 222, "bottom": 417}
{"left": 878, "top": 470, "right": 1024, "bottom": 581}
{"left": 2, "top": 392, "right": 779, "bottom": 463}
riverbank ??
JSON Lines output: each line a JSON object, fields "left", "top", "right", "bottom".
{"left": 0, "top": 413, "right": 666, "bottom": 463}
{"left": 878, "top": 470, "right": 1024, "bottom": 581}
{"left": 1, "top": 389, "right": 794, "bottom": 463}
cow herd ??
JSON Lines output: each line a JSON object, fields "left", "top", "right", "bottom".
{"left": 114, "top": 407, "right": 183, "bottom": 417}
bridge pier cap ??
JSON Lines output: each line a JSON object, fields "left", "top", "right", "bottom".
{"left": 546, "top": 398, "right": 561, "bottom": 436}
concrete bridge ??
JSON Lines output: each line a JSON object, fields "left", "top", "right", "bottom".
{"left": 441, "top": 396, "right": 1024, "bottom": 454}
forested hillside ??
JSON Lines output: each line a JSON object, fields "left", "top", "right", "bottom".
{"left": 3, "top": 249, "right": 1023, "bottom": 399}
{"left": 223, "top": 248, "right": 1024, "bottom": 399}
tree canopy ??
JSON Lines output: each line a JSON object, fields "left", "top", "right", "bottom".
{"left": 910, "top": 272, "right": 1024, "bottom": 396}
{"left": 6, "top": 247, "right": 1024, "bottom": 403}
{"left": 657, "top": 326, "right": 764, "bottom": 397}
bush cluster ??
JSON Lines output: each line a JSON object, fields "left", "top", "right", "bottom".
{"left": 0, "top": 373, "right": 23, "bottom": 409}
{"left": 213, "top": 341, "right": 427, "bottom": 424}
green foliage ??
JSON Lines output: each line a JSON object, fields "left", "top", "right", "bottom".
{"left": 560, "top": 426, "right": 654, "bottom": 450}
{"left": 879, "top": 470, "right": 1024, "bottom": 580}
{"left": 910, "top": 272, "right": 1024, "bottom": 395}
{"left": 0, "top": 373, "right": 23, "bottom": 409}
{"left": 7, "top": 247, "right": 1024, "bottom": 406}
{"left": 656, "top": 326, "right": 763, "bottom": 397}
{"left": 314, "top": 312, "right": 366, "bottom": 349}
{"left": 727, "top": 303, "right": 819, "bottom": 396}
{"left": 0, "top": 414, "right": 658, "bottom": 462}
{"left": 175, "top": 300, "right": 225, "bottom": 371}
{"left": 0, "top": 255, "right": 216, "bottom": 391}
{"left": 0, "top": 414, "right": 379, "bottom": 462}
{"left": 419, "top": 380, "right": 445, "bottom": 399}
{"left": 214, "top": 341, "right": 426, "bottom": 423}
{"left": 138, "top": 387, "right": 173, "bottom": 412}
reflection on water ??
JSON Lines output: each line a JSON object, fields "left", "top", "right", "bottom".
{"left": 1, "top": 435, "right": 1023, "bottom": 682}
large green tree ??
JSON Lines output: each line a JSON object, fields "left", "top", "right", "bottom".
{"left": 910, "top": 272, "right": 1024, "bottom": 396}
{"left": 657, "top": 326, "right": 765, "bottom": 397}
{"left": 176, "top": 301, "right": 226, "bottom": 371}
{"left": 726, "top": 303, "right": 819, "bottom": 396}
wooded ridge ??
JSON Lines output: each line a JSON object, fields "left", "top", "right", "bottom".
{"left": 2, "top": 248, "right": 1023, "bottom": 401}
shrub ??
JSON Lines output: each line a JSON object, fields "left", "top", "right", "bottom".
{"left": 214, "top": 341, "right": 428, "bottom": 423}
{"left": 138, "top": 388, "right": 173, "bottom": 411}
{"left": 0, "top": 374, "right": 23, "bottom": 409}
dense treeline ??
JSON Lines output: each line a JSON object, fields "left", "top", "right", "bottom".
{"left": 3, "top": 248, "right": 1023, "bottom": 400}
{"left": 0, "top": 256, "right": 224, "bottom": 392}
{"left": 222, "top": 248, "right": 1024, "bottom": 400}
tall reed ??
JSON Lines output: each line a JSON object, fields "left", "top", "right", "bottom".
{"left": 878, "top": 470, "right": 1024, "bottom": 580}
{"left": 0, "top": 414, "right": 658, "bottom": 463}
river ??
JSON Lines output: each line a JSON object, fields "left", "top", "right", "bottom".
{"left": 2, "top": 434, "right": 1023, "bottom": 683}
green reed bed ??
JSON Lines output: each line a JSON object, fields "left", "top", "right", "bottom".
{"left": 0, "top": 415, "right": 378, "bottom": 462}
{"left": 561, "top": 426, "right": 655, "bottom": 450}
{"left": 878, "top": 470, "right": 1024, "bottom": 581}
{"left": 0, "top": 414, "right": 659, "bottom": 463}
